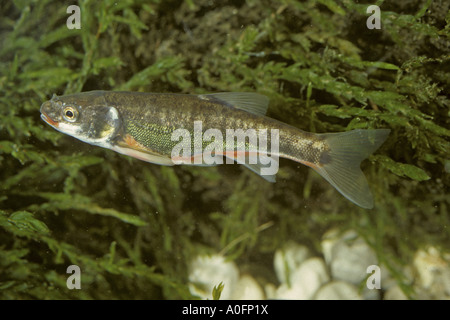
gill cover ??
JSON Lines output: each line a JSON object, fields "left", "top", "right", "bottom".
{"left": 79, "top": 106, "right": 122, "bottom": 148}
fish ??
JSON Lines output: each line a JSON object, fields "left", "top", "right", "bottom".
{"left": 40, "top": 90, "right": 390, "bottom": 209}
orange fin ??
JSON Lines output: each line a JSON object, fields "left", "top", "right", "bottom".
{"left": 113, "top": 134, "right": 174, "bottom": 166}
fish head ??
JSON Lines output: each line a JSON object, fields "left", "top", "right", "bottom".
{"left": 40, "top": 92, "right": 122, "bottom": 147}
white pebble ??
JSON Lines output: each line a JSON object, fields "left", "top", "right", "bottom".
{"left": 384, "top": 285, "right": 408, "bottom": 300}
{"left": 188, "top": 254, "right": 239, "bottom": 300}
{"left": 273, "top": 241, "right": 311, "bottom": 284}
{"left": 231, "top": 274, "right": 265, "bottom": 300}
{"left": 322, "top": 229, "right": 378, "bottom": 285}
{"left": 314, "top": 281, "right": 362, "bottom": 300}
{"left": 275, "top": 283, "right": 308, "bottom": 300}
{"left": 413, "top": 246, "right": 450, "bottom": 299}
{"left": 264, "top": 283, "right": 277, "bottom": 299}
{"left": 321, "top": 228, "right": 340, "bottom": 265}
{"left": 275, "top": 257, "right": 329, "bottom": 300}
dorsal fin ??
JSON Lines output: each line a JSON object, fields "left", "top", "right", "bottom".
{"left": 200, "top": 92, "right": 269, "bottom": 116}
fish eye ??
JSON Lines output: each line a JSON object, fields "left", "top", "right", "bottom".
{"left": 62, "top": 106, "right": 78, "bottom": 122}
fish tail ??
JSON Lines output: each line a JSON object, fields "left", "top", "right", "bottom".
{"left": 309, "top": 129, "right": 390, "bottom": 209}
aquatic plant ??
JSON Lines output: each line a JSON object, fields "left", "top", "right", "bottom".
{"left": 0, "top": 0, "right": 448, "bottom": 299}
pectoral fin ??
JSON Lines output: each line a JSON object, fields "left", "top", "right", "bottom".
{"left": 113, "top": 134, "right": 174, "bottom": 166}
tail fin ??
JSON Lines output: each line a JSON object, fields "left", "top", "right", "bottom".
{"left": 313, "top": 129, "right": 390, "bottom": 209}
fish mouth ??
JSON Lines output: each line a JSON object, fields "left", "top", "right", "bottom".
{"left": 41, "top": 112, "right": 59, "bottom": 128}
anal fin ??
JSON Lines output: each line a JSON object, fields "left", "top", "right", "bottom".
{"left": 223, "top": 151, "right": 278, "bottom": 183}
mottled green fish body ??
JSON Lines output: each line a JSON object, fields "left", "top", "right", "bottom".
{"left": 40, "top": 90, "right": 390, "bottom": 208}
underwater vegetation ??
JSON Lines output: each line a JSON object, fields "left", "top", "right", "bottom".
{"left": 0, "top": 0, "right": 448, "bottom": 299}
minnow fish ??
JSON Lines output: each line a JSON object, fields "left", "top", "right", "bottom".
{"left": 40, "top": 91, "right": 390, "bottom": 208}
